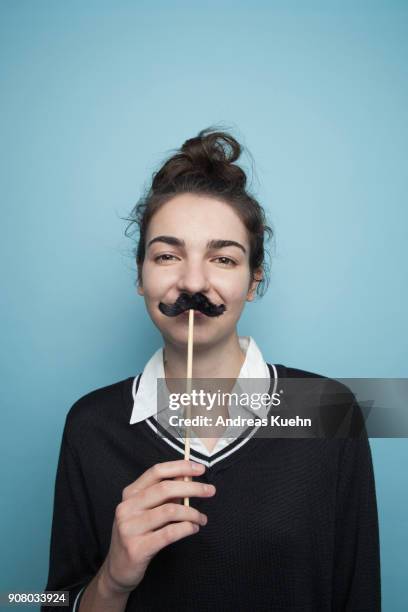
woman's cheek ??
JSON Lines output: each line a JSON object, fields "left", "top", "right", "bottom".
{"left": 142, "top": 263, "right": 174, "bottom": 297}
{"left": 215, "top": 270, "right": 251, "bottom": 304}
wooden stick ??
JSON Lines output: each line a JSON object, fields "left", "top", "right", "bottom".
{"left": 183, "top": 308, "right": 194, "bottom": 506}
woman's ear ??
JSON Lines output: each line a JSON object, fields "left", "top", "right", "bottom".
{"left": 247, "top": 268, "right": 262, "bottom": 302}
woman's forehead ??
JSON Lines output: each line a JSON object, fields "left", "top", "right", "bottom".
{"left": 147, "top": 195, "right": 249, "bottom": 243}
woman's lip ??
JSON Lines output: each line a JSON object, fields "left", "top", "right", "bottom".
{"left": 181, "top": 310, "right": 205, "bottom": 318}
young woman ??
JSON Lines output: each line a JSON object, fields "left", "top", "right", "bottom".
{"left": 42, "top": 128, "right": 381, "bottom": 612}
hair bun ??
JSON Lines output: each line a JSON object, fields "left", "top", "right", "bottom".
{"left": 181, "top": 129, "right": 240, "bottom": 165}
{"left": 152, "top": 127, "right": 247, "bottom": 192}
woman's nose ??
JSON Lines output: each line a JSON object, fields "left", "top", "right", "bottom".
{"left": 176, "top": 260, "right": 211, "bottom": 295}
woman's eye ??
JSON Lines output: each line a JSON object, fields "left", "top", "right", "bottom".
{"left": 155, "top": 254, "right": 178, "bottom": 263}
{"left": 214, "top": 256, "right": 236, "bottom": 266}
{"left": 154, "top": 254, "right": 236, "bottom": 266}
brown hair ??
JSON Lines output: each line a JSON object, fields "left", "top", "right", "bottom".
{"left": 124, "top": 127, "right": 274, "bottom": 298}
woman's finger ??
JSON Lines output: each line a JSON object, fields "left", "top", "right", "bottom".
{"left": 123, "top": 460, "right": 205, "bottom": 500}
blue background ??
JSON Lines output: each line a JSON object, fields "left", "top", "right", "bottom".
{"left": 1, "top": 1, "right": 407, "bottom": 610}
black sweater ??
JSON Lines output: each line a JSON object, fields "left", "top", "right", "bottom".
{"left": 42, "top": 364, "right": 381, "bottom": 611}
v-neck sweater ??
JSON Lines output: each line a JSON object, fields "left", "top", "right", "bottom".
{"left": 42, "top": 364, "right": 381, "bottom": 612}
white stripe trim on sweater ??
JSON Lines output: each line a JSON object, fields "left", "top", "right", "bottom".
{"left": 72, "top": 584, "right": 86, "bottom": 611}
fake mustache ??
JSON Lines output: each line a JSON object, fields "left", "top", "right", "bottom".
{"left": 158, "top": 292, "right": 226, "bottom": 317}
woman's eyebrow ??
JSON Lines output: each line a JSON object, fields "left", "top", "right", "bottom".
{"left": 208, "top": 239, "right": 247, "bottom": 254}
{"left": 147, "top": 235, "right": 183, "bottom": 249}
{"left": 147, "top": 235, "right": 247, "bottom": 254}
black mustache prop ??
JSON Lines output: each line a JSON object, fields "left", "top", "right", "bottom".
{"left": 158, "top": 292, "right": 226, "bottom": 317}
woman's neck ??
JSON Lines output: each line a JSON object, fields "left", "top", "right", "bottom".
{"left": 163, "top": 332, "right": 246, "bottom": 380}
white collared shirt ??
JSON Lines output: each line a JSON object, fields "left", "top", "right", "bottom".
{"left": 129, "top": 336, "right": 276, "bottom": 457}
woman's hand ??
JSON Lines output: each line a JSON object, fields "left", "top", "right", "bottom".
{"left": 99, "top": 459, "right": 215, "bottom": 596}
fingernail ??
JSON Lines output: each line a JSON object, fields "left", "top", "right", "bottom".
{"left": 191, "top": 462, "right": 204, "bottom": 471}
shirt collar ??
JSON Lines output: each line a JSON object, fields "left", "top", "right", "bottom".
{"left": 129, "top": 336, "right": 270, "bottom": 425}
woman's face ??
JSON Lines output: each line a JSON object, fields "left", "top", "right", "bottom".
{"left": 138, "top": 193, "right": 260, "bottom": 349}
